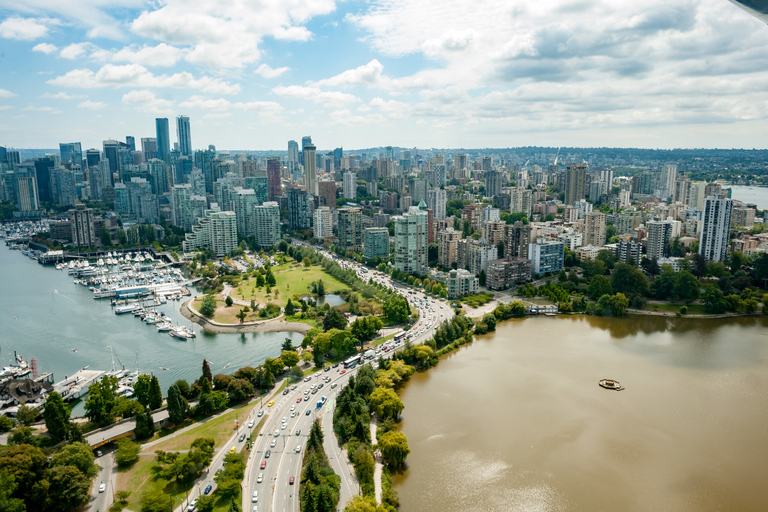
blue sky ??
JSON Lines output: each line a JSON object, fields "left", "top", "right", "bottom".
{"left": 0, "top": 0, "right": 767, "bottom": 152}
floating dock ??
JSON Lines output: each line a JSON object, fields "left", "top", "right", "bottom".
{"left": 53, "top": 369, "right": 106, "bottom": 402}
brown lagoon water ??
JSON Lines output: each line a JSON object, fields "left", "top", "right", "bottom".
{"left": 393, "top": 314, "right": 768, "bottom": 512}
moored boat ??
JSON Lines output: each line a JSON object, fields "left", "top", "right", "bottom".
{"left": 599, "top": 379, "right": 624, "bottom": 390}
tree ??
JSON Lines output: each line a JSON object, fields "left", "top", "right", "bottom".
{"left": 49, "top": 442, "right": 99, "bottom": 478}
{"left": 369, "top": 387, "right": 404, "bottom": 420}
{"left": 285, "top": 298, "right": 295, "bottom": 316}
{"left": 199, "top": 295, "right": 217, "bottom": 318}
{"left": 227, "top": 378, "right": 254, "bottom": 401}
{"left": 303, "top": 257, "right": 312, "bottom": 268}
{"left": 587, "top": 275, "right": 613, "bottom": 301}
{"left": 378, "top": 430, "right": 410, "bottom": 468}
{"left": 15, "top": 404, "right": 37, "bottom": 427}
{"left": 115, "top": 438, "right": 141, "bottom": 468}
{"left": 236, "top": 308, "right": 247, "bottom": 323}
{"left": 225, "top": 295, "right": 233, "bottom": 307}
{"left": 383, "top": 295, "right": 410, "bottom": 323}
{"left": 134, "top": 406, "right": 155, "bottom": 440}
{"left": 609, "top": 293, "right": 629, "bottom": 316}
{"left": 640, "top": 256, "right": 661, "bottom": 276}
{"left": 278, "top": 239, "right": 289, "bottom": 252}
{"left": 202, "top": 359, "right": 213, "bottom": 383}
{"left": 323, "top": 308, "right": 347, "bottom": 331}
{"left": 0, "top": 444, "right": 48, "bottom": 509}
{"left": 100, "top": 225, "right": 112, "bottom": 247}
{"left": 173, "top": 379, "right": 191, "bottom": 398}
{"left": 0, "top": 471, "right": 25, "bottom": 512}
{"left": 281, "top": 350, "right": 300, "bottom": 368}
{"left": 133, "top": 374, "right": 152, "bottom": 408}
{"left": 264, "top": 357, "right": 285, "bottom": 377}
{"left": 478, "top": 270, "right": 486, "bottom": 286}
{"left": 753, "top": 253, "right": 768, "bottom": 286}
{"left": 46, "top": 465, "right": 90, "bottom": 512}
{"left": 140, "top": 488, "right": 172, "bottom": 512}
{"left": 689, "top": 253, "right": 707, "bottom": 278}
{"left": 282, "top": 337, "right": 294, "bottom": 351}
{"left": 256, "top": 273, "right": 265, "bottom": 287}
{"left": 343, "top": 495, "right": 380, "bottom": 512}
{"left": 213, "top": 373, "right": 233, "bottom": 390}
{"left": 149, "top": 375, "right": 163, "bottom": 410}
{"left": 702, "top": 286, "right": 728, "bottom": 314}
{"left": 43, "top": 391, "right": 70, "bottom": 443}
{"left": 84, "top": 375, "right": 119, "bottom": 427}
{"left": 672, "top": 270, "right": 700, "bottom": 303}
{"left": 611, "top": 263, "right": 649, "bottom": 297}
{"left": 167, "top": 384, "right": 187, "bottom": 424}
{"left": 0, "top": 415, "right": 13, "bottom": 432}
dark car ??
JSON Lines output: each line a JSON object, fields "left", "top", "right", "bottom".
{"left": 265, "top": 450, "right": 271, "bottom": 458}
{"left": 323, "top": 366, "right": 330, "bottom": 372}
{"left": 204, "top": 485, "right": 212, "bottom": 495}
{"left": 305, "top": 410, "right": 311, "bottom": 416}
{"left": 332, "top": 363, "right": 339, "bottom": 368}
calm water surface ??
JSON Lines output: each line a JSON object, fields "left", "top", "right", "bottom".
{"left": 0, "top": 244, "right": 302, "bottom": 414}
{"left": 727, "top": 185, "right": 768, "bottom": 210}
{"left": 393, "top": 315, "right": 768, "bottom": 512}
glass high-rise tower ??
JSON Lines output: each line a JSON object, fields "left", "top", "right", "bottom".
{"left": 155, "top": 118, "right": 170, "bottom": 162}
{"left": 176, "top": 115, "right": 192, "bottom": 156}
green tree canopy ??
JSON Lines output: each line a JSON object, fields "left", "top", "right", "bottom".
{"left": 43, "top": 391, "right": 70, "bottom": 443}
{"left": 611, "top": 263, "right": 650, "bottom": 297}
{"left": 49, "top": 442, "right": 98, "bottom": 478}
{"left": 587, "top": 275, "right": 613, "bottom": 300}
{"left": 199, "top": 295, "right": 217, "bottom": 318}
{"left": 378, "top": 430, "right": 410, "bottom": 468}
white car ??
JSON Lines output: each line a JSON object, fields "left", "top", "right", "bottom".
{"left": 257, "top": 473, "right": 264, "bottom": 483}
{"left": 98, "top": 482, "right": 106, "bottom": 493}
{"left": 187, "top": 499, "right": 197, "bottom": 512}
{"left": 281, "top": 423, "right": 287, "bottom": 430}
{"left": 291, "top": 411, "right": 297, "bottom": 417}
{"left": 270, "top": 439, "right": 277, "bottom": 448}
{"left": 295, "top": 445, "right": 301, "bottom": 453}
{"left": 252, "top": 490, "right": 259, "bottom": 503}
{"left": 274, "top": 430, "right": 280, "bottom": 437}
{"left": 248, "top": 420, "right": 255, "bottom": 428}
{"left": 290, "top": 405, "right": 295, "bottom": 411}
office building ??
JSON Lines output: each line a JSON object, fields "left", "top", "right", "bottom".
{"left": 155, "top": 118, "right": 170, "bottom": 163}
{"left": 658, "top": 164, "right": 677, "bottom": 201}
{"left": 313, "top": 206, "right": 333, "bottom": 241}
{"left": 485, "top": 170, "right": 502, "bottom": 198}
{"left": 141, "top": 137, "right": 158, "bottom": 163}
{"left": 343, "top": 171, "right": 356, "bottom": 200}
{"left": 528, "top": 238, "right": 565, "bottom": 276}
{"left": 85, "top": 149, "right": 101, "bottom": 168}
{"left": 338, "top": 207, "right": 363, "bottom": 252}
{"left": 254, "top": 201, "right": 280, "bottom": 247}
{"left": 394, "top": 206, "right": 429, "bottom": 275}
{"left": 646, "top": 219, "right": 675, "bottom": 261}
{"left": 287, "top": 140, "right": 299, "bottom": 175}
{"left": 304, "top": 143, "right": 317, "bottom": 195}
{"left": 267, "top": 158, "right": 281, "bottom": 201}
{"left": 176, "top": 115, "right": 192, "bottom": 156}
{"left": 183, "top": 210, "right": 237, "bottom": 256}
{"left": 318, "top": 181, "right": 337, "bottom": 208}
{"left": 427, "top": 187, "right": 446, "bottom": 219}
{"left": 618, "top": 239, "right": 643, "bottom": 266}
{"left": 301, "top": 136, "right": 312, "bottom": 166}
{"left": 363, "top": 227, "right": 390, "bottom": 260}
{"left": 565, "top": 163, "right": 587, "bottom": 205}
{"left": 287, "top": 187, "right": 313, "bottom": 230}
{"left": 438, "top": 227, "right": 461, "bottom": 269}
{"left": 59, "top": 142, "right": 82, "bottom": 167}
{"left": 14, "top": 167, "right": 39, "bottom": 212}
{"left": 446, "top": 269, "right": 479, "bottom": 299}
{"left": 486, "top": 257, "right": 532, "bottom": 290}
{"left": 510, "top": 188, "right": 532, "bottom": 217}
{"left": 583, "top": 211, "right": 607, "bottom": 247}
{"left": 699, "top": 196, "right": 733, "bottom": 263}
{"left": 463, "top": 238, "right": 498, "bottom": 276}
{"left": 462, "top": 203, "right": 483, "bottom": 232}
{"left": 409, "top": 178, "right": 428, "bottom": 204}
{"left": 69, "top": 203, "right": 96, "bottom": 248}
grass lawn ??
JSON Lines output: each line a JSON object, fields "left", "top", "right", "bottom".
{"left": 229, "top": 264, "right": 349, "bottom": 306}
{"left": 116, "top": 454, "right": 190, "bottom": 511}
{"left": 191, "top": 297, "right": 278, "bottom": 324}
{"left": 456, "top": 292, "right": 495, "bottom": 308}
{"left": 644, "top": 303, "right": 708, "bottom": 315}
{"left": 148, "top": 402, "right": 253, "bottom": 453}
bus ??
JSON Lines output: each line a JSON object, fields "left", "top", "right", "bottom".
{"left": 343, "top": 355, "right": 362, "bottom": 369}
{"left": 394, "top": 332, "right": 406, "bottom": 343}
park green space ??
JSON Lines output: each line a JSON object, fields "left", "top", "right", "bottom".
{"left": 230, "top": 263, "right": 350, "bottom": 306}
{"left": 642, "top": 302, "right": 708, "bottom": 315}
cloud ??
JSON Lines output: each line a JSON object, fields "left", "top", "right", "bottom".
{"left": 41, "top": 91, "right": 83, "bottom": 99}
{"left": 176, "top": 95, "right": 284, "bottom": 117}
{"left": 0, "top": 16, "right": 56, "bottom": 40}
{"left": 32, "top": 42, "right": 57, "bottom": 54}
{"left": 315, "top": 59, "right": 384, "bottom": 87}
{"left": 130, "top": 0, "right": 337, "bottom": 68}
{"left": 0, "top": 89, "right": 18, "bottom": 99}
{"left": 121, "top": 89, "right": 174, "bottom": 114}
{"left": 272, "top": 85, "right": 359, "bottom": 107}
{"left": 60, "top": 42, "right": 95, "bottom": 59}
{"left": 112, "top": 43, "right": 184, "bottom": 67}
{"left": 179, "top": 96, "right": 231, "bottom": 111}
{"left": 47, "top": 64, "right": 240, "bottom": 94}
{"left": 22, "top": 105, "right": 62, "bottom": 114}
{"left": 255, "top": 64, "right": 290, "bottom": 79}
{"left": 203, "top": 112, "right": 231, "bottom": 119}
{"left": 78, "top": 100, "right": 107, "bottom": 110}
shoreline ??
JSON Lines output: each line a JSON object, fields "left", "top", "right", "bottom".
{"left": 180, "top": 298, "right": 312, "bottom": 335}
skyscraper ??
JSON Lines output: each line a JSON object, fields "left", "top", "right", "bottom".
{"left": 338, "top": 207, "right": 363, "bottom": 252}
{"left": 565, "top": 164, "right": 587, "bottom": 205}
{"left": 155, "top": 118, "right": 170, "bottom": 163}
{"left": 427, "top": 187, "right": 446, "bottom": 219}
{"left": 646, "top": 220, "right": 674, "bottom": 261}
{"left": 86, "top": 149, "right": 101, "bottom": 168}
{"left": 301, "top": 136, "right": 312, "bottom": 165}
{"left": 485, "top": 170, "right": 502, "bottom": 198}
{"left": 699, "top": 196, "right": 733, "bottom": 263}
{"left": 288, "top": 187, "right": 313, "bottom": 230}
{"left": 318, "top": 181, "right": 337, "bottom": 208}
{"left": 583, "top": 211, "right": 607, "bottom": 247}
{"left": 287, "top": 140, "right": 299, "bottom": 174}
{"left": 125, "top": 136, "right": 136, "bottom": 151}
{"left": 304, "top": 143, "right": 317, "bottom": 196}
{"left": 313, "top": 206, "right": 333, "bottom": 240}
{"left": 141, "top": 138, "right": 158, "bottom": 163}
{"left": 254, "top": 202, "right": 280, "bottom": 247}
{"left": 59, "top": 142, "right": 82, "bottom": 168}
{"left": 394, "top": 206, "right": 429, "bottom": 275}
{"left": 267, "top": 159, "right": 281, "bottom": 201}
{"left": 176, "top": 115, "right": 192, "bottom": 156}
{"left": 69, "top": 203, "right": 96, "bottom": 249}
{"left": 343, "top": 171, "right": 356, "bottom": 200}
{"left": 658, "top": 164, "right": 677, "bottom": 202}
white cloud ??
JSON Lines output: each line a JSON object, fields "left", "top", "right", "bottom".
{"left": 78, "top": 100, "right": 107, "bottom": 110}
{"left": 315, "top": 59, "right": 384, "bottom": 87}
{"left": 203, "top": 112, "right": 231, "bottom": 119}
{"left": 255, "top": 64, "right": 290, "bottom": 79}
{"left": 179, "top": 96, "right": 231, "bottom": 111}
{"left": 176, "top": 96, "right": 284, "bottom": 117}
{"left": 112, "top": 43, "right": 184, "bottom": 67}
{"left": 47, "top": 64, "right": 240, "bottom": 94}
{"left": 273, "top": 85, "right": 359, "bottom": 107}
{"left": 60, "top": 42, "right": 95, "bottom": 59}
{"left": 0, "top": 16, "right": 56, "bottom": 41}
{"left": 130, "top": 0, "right": 337, "bottom": 68}
{"left": 22, "top": 105, "right": 62, "bottom": 114}
{"left": 121, "top": 89, "right": 174, "bottom": 114}
{"left": 0, "top": 89, "right": 18, "bottom": 99}
{"left": 32, "top": 42, "right": 58, "bottom": 54}
{"left": 41, "top": 91, "right": 83, "bottom": 99}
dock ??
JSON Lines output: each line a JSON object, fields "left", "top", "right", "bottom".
{"left": 53, "top": 368, "right": 106, "bottom": 402}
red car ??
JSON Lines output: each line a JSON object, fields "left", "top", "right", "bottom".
{"left": 296, "top": 398, "right": 302, "bottom": 403}
{"left": 260, "top": 461, "right": 266, "bottom": 469}
{"left": 340, "top": 369, "right": 346, "bottom": 375}
{"left": 289, "top": 477, "right": 295, "bottom": 485}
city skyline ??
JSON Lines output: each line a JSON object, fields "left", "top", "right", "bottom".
{"left": 0, "top": 0, "right": 767, "bottom": 150}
